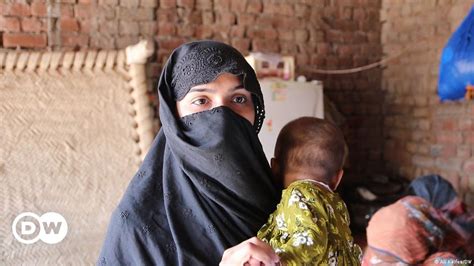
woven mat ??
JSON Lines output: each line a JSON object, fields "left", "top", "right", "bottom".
{"left": 0, "top": 44, "right": 154, "bottom": 265}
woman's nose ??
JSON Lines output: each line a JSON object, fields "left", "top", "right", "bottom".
{"left": 211, "top": 97, "right": 227, "bottom": 109}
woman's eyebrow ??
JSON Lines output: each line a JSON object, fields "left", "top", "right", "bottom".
{"left": 232, "top": 84, "right": 245, "bottom": 90}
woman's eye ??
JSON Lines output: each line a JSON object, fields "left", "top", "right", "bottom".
{"left": 232, "top": 96, "right": 247, "bottom": 104}
{"left": 191, "top": 98, "right": 208, "bottom": 105}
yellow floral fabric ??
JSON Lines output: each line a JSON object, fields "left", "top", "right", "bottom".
{"left": 257, "top": 180, "right": 362, "bottom": 266}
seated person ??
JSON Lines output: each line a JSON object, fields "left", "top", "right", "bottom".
{"left": 363, "top": 175, "right": 473, "bottom": 265}
{"left": 257, "top": 117, "right": 362, "bottom": 266}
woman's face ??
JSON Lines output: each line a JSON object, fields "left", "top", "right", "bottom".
{"left": 176, "top": 73, "right": 255, "bottom": 124}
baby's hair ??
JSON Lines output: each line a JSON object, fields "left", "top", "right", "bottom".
{"left": 274, "top": 117, "right": 348, "bottom": 184}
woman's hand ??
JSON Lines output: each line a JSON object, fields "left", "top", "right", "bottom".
{"left": 220, "top": 237, "right": 280, "bottom": 266}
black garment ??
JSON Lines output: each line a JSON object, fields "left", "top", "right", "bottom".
{"left": 97, "top": 41, "right": 279, "bottom": 265}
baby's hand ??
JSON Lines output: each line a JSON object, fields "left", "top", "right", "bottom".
{"left": 220, "top": 237, "right": 280, "bottom": 266}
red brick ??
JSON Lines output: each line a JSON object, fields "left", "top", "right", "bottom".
{"left": 238, "top": 13, "right": 255, "bottom": 26}
{"left": 177, "top": 25, "right": 195, "bottom": 37}
{"left": 177, "top": 0, "right": 195, "bottom": 8}
{"left": 160, "top": 0, "right": 176, "bottom": 8}
{"left": 195, "top": 0, "right": 212, "bottom": 10}
{"left": 230, "top": 0, "right": 247, "bottom": 12}
{"left": 230, "top": 25, "right": 245, "bottom": 38}
{"left": 0, "top": 17, "right": 21, "bottom": 32}
{"left": 140, "top": 0, "right": 157, "bottom": 7}
{"left": 439, "top": 145, "right": 456, "bottom": 157}
{"left": 157, "top": 9, "right": 179, "bottom": 23}
{"left": 139, "top": 21, "right": 157, "bottom": 35}
{"left": 433, "top": 119, "right": 458, "bottom": 131}
{"left": 295, "top": 4, "right": 310, "bottom": 18}
{"left": 6, "top": 3, "right": 31, "bottom": 17}
{"left": 61, "top": 5, "right": 74, "bottom": 17}
{"left": 275, "top": 17, "right": 299, "bottom": 29}
{"left": 294, "top": 29, "right": 309, "bottom": 42}
{"left": 216, "top": 11, "right": 236, "bottom": 25}
{"left": 247, "top": 27, "right": 277, "bottom": 40}
{"left": 277, "top": 28, "right": 293, "bottom": 41}
{"left": 79, "top": 19, "right": 91, "bottom": 33}
{"left": 0, "top": 3, "right": 7, "bottom": 16}
{"left": 459, "top": 119, "right": 473, "bottom": 131}
{"left": 181, "top": 10, "right": 202, "bottom": 24}
{"left": 263, "top": 2, "right": 277, "bottom": 14}
{"left": 214, "top": 0, "right": 230, "bottom": 10}
{"left": 413, "top": 107, "right": 429, "bottom": 118}
{"left": 120, "top": 0, "right": 139, "bottom": 7}
{"left": 61, "top": 33, "right": 89, "bottom": 47}
{"left": 74, "top": 4, "right": 91, "bottom": 18}
{"left": 296, "top": 53, "right": 310, "bottom": 66}
{"left": 194, "top": 25, "right": 213, "bottom": 38}
{"left": 279, "top": 41, "right": 298, "bottom": 54}
{"left": 31, "top": 1, "right": 47, "bottom": 17}
{"left": 137, "top": 8, "right": 155, "bottom": 21}
{"left": 316, "top": 42, "right": 331, "bottom": 54}
{"left": 457, "top": 145, "right": 471, "bottom": 159}
{"left": 158, "top": 38, "right": 186, "bottom": 50}
{"left": 340, "top": 7, "right": 352, "bottom": 20}
{"left": 21, "top": 17, "right": 45, "bottom": 33}
{"left": 3, "top": 33, "right": 47, "bottom": 48}
{"left": 158, "top": 23, "right": 176, "bottom": 35}
{"left": 202, "top": 10, "right": 214, "bottom": 24}
{"left": 119, "top": 21, "right": 139, "bottom": 35}
{"left": 251, "top": 38, "right": 279, "bottom": 53}
{"left": 246, "top": 0, "right": 262, "bottom": 13}
{"left": 60, "top": 17, "right": 80, "bottom": 32}
{"left": 99, "top": 20, "right": 118, "bottom": 34}
{"left": 466, "top": 132, "right": 474, "bottom": 144}
{"left": 275, "top": 3, "right": 294, "bottom": 16}
{"left": 97, "top": 6, "right": 115, "bottom": 19}
{"left": 231, "top": 38, "right": 250, "bottom": 53}
{"left": 256, "top": 14, "right": 278, "bottom": 27}
{"left": 213, "top": 25, "right": 230, "bottom": 41}
{"left": 90, "top": 35, "right": 115, "bottom": 49}
{"left": 436, "top": 103, "right": 465, "bottom": 116}
{"left": 436, "top": 132, "right": 463, "bottom": 144}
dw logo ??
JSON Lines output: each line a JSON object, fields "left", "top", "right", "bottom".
{"left": 12, "top": 212, "right": 68, "bottom": 244}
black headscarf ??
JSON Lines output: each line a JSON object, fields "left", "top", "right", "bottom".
{"left": 98, "top": 41, "right": 279, "bottom": 265}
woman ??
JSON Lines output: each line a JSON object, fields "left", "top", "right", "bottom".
{"left": 97, "top": 41, "right": 280, "bottom": 265}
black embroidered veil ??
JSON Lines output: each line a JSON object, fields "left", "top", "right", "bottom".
{"left": 97, "top": 41, "right": 279, "bottom": 265}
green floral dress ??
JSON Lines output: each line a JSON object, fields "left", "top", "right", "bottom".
{"left": 257, "top": 180, "right": 362, "bottom": 266}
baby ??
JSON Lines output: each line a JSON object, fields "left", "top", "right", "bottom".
{"left": 257, "top": 117, "right": 362, "bottom": 266}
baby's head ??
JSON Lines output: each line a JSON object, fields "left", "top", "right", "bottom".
{"left": 271, "top": 117, "right": 348, "bottom": 190}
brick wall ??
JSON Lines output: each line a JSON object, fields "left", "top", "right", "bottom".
{"left": 0, "top": 0, "right": 157, "bottom": 49}
{"left": 0, "top": 0, "right": 385, "bottom": 180}
{"left": 381, "top": 0, "right": 474, "bottom": 204}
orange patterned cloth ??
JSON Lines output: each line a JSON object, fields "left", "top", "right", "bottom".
{"left": 362, "top": 196, "right": 466, "bottom": 265}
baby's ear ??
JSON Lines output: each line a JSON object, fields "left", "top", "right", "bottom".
{"left": 332, "top": 169, "right": 344, "bottom": 190}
